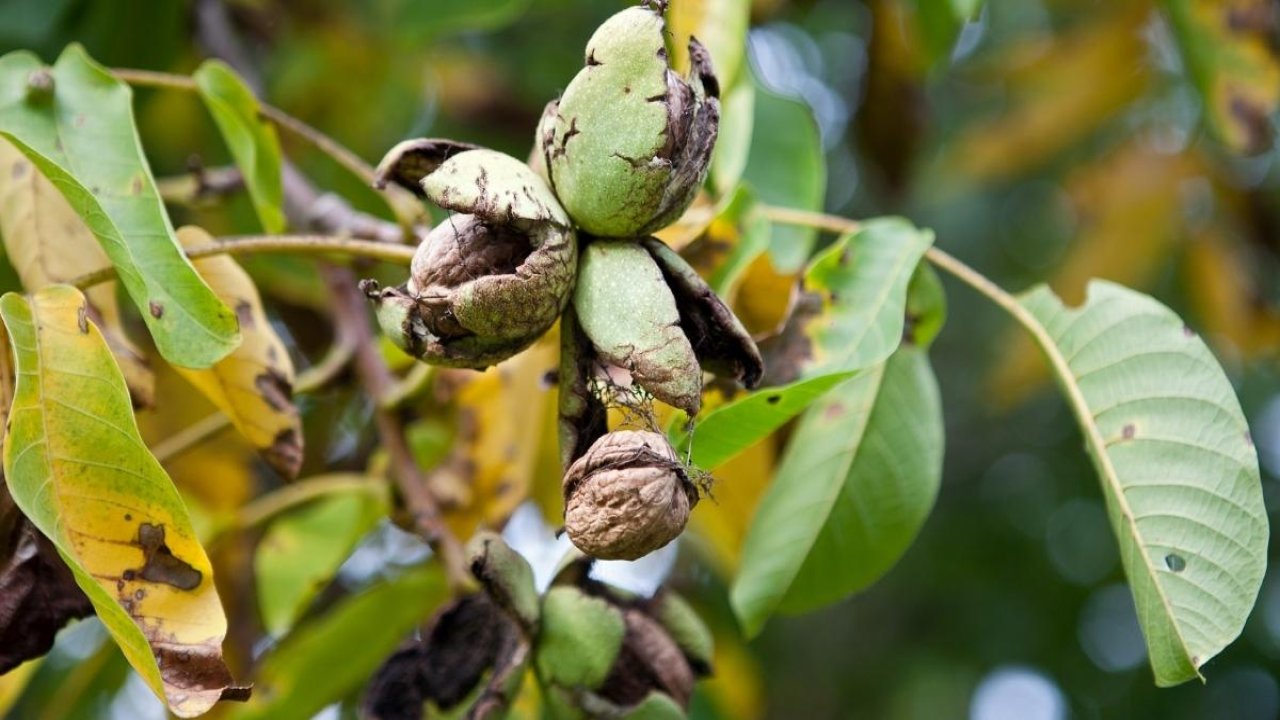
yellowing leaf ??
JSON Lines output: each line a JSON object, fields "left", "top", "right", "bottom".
{"left": 667, "top": 0, "right": 750, "bottom": 87}
{"left": 1184, "top": 229, "right": 1280, "bottom": 356}
{"left": 0, "top": 285, "right": 238, "bottom": 717}
{"left": 172, "top": 226, "right": 303, "bottom": 479}
{"left": 0, "top": 139, "right": 153, "bottom": 406}
{"left": 1163, "top": 0, "right": 1280, "bottom": 153}
{"left": 434, "top": 336, "right": 558, "bottom": 539}
{"left": 690, "top": 436, "right": 776, "bottom": 576}
{"left": 950, "top": 6, "right": 1149, "bottom": 181}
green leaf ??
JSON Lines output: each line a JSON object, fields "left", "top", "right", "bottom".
{"left": 1017, "top": 280, "right": 1267, "bottom": 685}
{"left": 801, "top": 217, "right": 935, "bottom": 376}
{"left": 741, "top": 76, "right": 825, "bottom": 272}
{"left": 710, "top": 79, "right": 754, "bottom": 195}
{"left": 731, "top": 347, "right": 944, "bottom": 635}
{"left": 667, "top": 0, "right": 751, "bottom": 90}
{"left": 254, "top": 481, "right": 387, "bottom": 636}
{"left": 0, "top": 45, "right": 239, "bottom": 368}
{"left": 0, "top": 285, "right": 236, "bottom": 717}
{"left": 1161, "top": 0, "right": 1278, "bottom": 154}
{"left": 232, "top": 564, "right": 446, "bottom": 720}
{"left": 677, "top": 371, "right": 855, "bottom": 470}
{"left": 194, "top": 60, "right": 286, "bottom": 234}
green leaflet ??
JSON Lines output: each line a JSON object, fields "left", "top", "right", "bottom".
{"left": 1018, "top": 280, "right": 1267, "bottom": 685}
{"left": 741, "top": 74, "right": 825, "bottom": 272}
{"left": 676, "top": 371, "right": 855, "bottom": 471}
{"left": 254, "top": 481, "right": 387, "bottom": 636}
{"left": 232, "top": 565, "right": 446, "bottom": 720}
{"left": 731, "top": 348, "right": 944, "bottom": 635}
{"left": 194, "top": 60, "right": 286, "bottom": 234}
{"left": 802, "top": 218, "right": 935, "bottom": 376}
{"left": 0, "top": 45, "right": 239, "bottom": 368}
{"left": 0, "top": 285, "right": 235, "bottom": 717}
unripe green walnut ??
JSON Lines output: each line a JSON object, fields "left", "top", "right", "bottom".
{"left": 363, "top": 141, "right": 576, "bottom": 369}
{"left": 537, "top": 3, "right": 720, "bottom": 237}
{"left": 572, "top": 238, "right": 763, "bottom": 417}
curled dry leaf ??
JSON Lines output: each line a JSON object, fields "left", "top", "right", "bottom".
{"left": 0, "top": 486, "right": 93, "bottom": 674}
{"left": 0, "top": 138, "right": 154, "bottom": 406}
{"left": 173, "top": 226, "right": 303, "bottom": 479}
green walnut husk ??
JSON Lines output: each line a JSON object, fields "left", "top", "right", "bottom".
{"left": 572, "top": 238, "right": 763, "bottom": 418}
{"left": 536, "top": 567, "right": 713, "bottom": 718}
{"left": 536, "top": 2, "right": 719, "bottom": 237}
{"left": 362, "top": 141, "right": 577, "bottom": 369}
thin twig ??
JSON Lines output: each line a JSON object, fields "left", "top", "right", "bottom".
{"left": 207, "top": 474, "right": 386, "bottom": 545}
{"left": 151, "top": 412, "right": 232, "bottom": 464}
{"left": 325, "top": 266, "right": 472, "bottom": 592}
{"left": 71, "top": 235, "right": 415, "bottom": 289}
{"left": 155, "top": 164, "right": 244, "bottom": 206}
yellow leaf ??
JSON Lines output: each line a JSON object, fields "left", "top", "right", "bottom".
{"left": 949, "top": 6, "right": 1150, "bottom": 181}
{"left": 1184, "top": 229, "right": 1280, "bottom": 356}
{"left": 689, "top": 436, "right": 776, "bottom": 576}
{"left": 730, "top": 252, "right": 797, "bottom": 338}
{"left": 701, "top": 629, "right": 765, "bottom": 720}
{"left": 0, "top": 658, "right": 38, "bottom": 715}
{"left": 433, "top": 335, "right": 559, "bottom": 540}
{"left": 0, "top": 285, "right": 237, "bottom": 717}
{"left": 172, "top": 226, "right": 303, "bottom": 479}
{"left": 0, "top": 139, "right": 153, "bottom": 406}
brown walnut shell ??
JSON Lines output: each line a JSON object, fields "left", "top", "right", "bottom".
{"left": 562, "top": 430, "right": 697, "bottom": 561}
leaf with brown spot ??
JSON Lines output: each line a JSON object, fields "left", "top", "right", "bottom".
{"left": 0, "top": 138, "right": 154, "bottom": 406}
{"left": 171, "top": 226, "right": 303, "bottom": 479}
{"left": 1162, "top": 0, "right": 1280, "bottom": 154}
{"left": 0, "top": 285, "right": 241, "bottom": 717}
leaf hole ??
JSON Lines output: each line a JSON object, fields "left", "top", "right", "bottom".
{"left": 766, "top": 395, "right": 781, "bottom": 405}
{"left": 1164, "top": 553, "right": 1186, "bottom": 573}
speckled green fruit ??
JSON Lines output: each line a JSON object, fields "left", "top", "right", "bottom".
{"left": 538, "top": 4, "right": 719, "bottom": 237}
{"left": 573, "top": 240, "right": 702, "bottom": 415}
{"left": 536, "top": 587, "right": 626, "bottom": 689}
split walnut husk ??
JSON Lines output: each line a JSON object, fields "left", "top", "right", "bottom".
{"left": 571, "top": 237, "right": 763, "bottom": 417}
{"left": 562, "top": 430, "right": 697, "bottom": 561}
{"left": 362, "top": 141, "right": 577, "bottom": 369}
{"left": 536, "top": 2, "right": 719, "bottom": 237}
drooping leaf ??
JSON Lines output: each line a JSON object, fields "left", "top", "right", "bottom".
{"left": 741, "top": 76, "right": 825, "bottom": 271}
{"left": 194, "top": 60, "right": 286, "bottom": 234}
{"left": 676, "top": 371, "right": 854, "bottom": 471}
{"left": 0, "top": 45, "right": 240, "bottom": 368}
{"left": 1016, "top": 280, "right": 1267, "bottom": 685}
{"left": 731, "top": 348, "right": 944, "bottom": 635}
{"left": 172, "top": 226, "right": 303, "bottom": 478}
{"left": 0, "top": 138, "right": 153, "bottom": 405}
{"left": 254, "top": 479, "right": 387, "bottom": 636}
{"left": 0, "top": 285, "right": 238, "bottom": 716}
{"left": 799, "top": 218, "right": 934, "bottom": 377}
{"left": 231, "top": 565, "right": 446, "bottom": 720}
{"left": 1162, "top": 0, "right": 1279, "bottom": 154}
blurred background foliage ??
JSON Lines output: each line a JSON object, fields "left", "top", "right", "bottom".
{"left": 0, "top": 0, "right": 1278, "bottom": 718}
